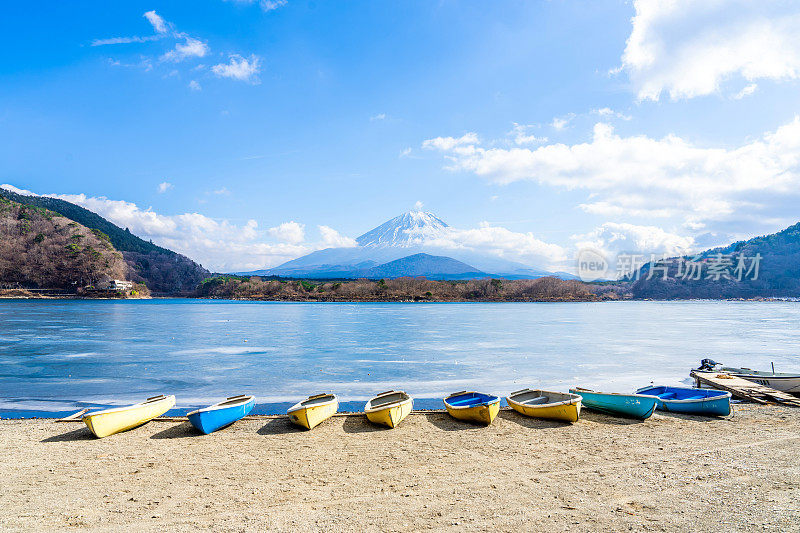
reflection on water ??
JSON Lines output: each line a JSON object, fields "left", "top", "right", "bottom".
{"left": 0, "top": 299, "right": 798, "bottom": 415}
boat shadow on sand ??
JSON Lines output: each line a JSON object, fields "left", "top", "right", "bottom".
{"left": 257, "top": 417, "right": 306, "bottom": 436}
{"left": 341, "top": 415, "right": 386, "bottom": 434}
{"left": 423, "top": 411, "right": 494, "bottom": 431}
{"left": 498, "top": 409, "right": 576, "bottom": 429}
{"left": 150, "top": 422, "right": 203, "bottom": 439}
{"left": 578, "top": 410, "right": 649, "bottom": 426}
{"left": 41, "top": 426, "right": 95, "bottom": 442}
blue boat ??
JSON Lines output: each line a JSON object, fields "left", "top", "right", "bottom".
{"left": 569, "top": 388, "right": 658, "bottom": 420}
{"left": 187, "top": 395, "right": 255, "bottom": 434}
{"left": 635, "top": 386, "right": 731, "bottom": 417}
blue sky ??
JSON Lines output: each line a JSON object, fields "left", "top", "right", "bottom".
{"left": 2, "top": 1, "right": 800, "bottom": 272}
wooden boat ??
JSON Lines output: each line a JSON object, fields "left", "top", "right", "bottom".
{"left": 570, "top": 387, "right": 658, "bottom": 420}
{"left": 506, "top": 389, "right": 582, "bottom": 423}
{"left": 364, "top": 390, "right": 413, "bottom": 428}
{"left": 635, "top": 385, "right": 731, "bottom": 416}
{"left": 287, "top": 393, "right": 338, "bottom": 430}
{"left": 697, "top": 359, "right": 800, "bottom": 394}
{"left": 443, "top": 391, "right": 500, "bottom": 425}
{"left": 82, "top": 395, "right": 175, "bottom": 438}
{"left": 187, "top": 395, "right": 255, "bottom": 434}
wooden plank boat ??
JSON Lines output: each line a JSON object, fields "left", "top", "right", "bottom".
{"left": 635, "top": 385, "right": 731, "bottom": 416}
{"left": 570, "top": 387, "right": 657, "bottom": 420}
{"left": 506, "top": 389, "right": 582, "bottom": 423}
{"left": 697, "top": 359, "right": 800, "bottom": 394}
{"left": 364, "top": 390, "right": 413, "bottom": 428}
{"left": 82, "top": 395, "right": 175, "bottom": 438}
{"left": 187, "top": 395, "right": 255, "bottom": 434}
{"left": 443, "top": 391, "right": 500, "bottom": 425}
{"left": 287, "top": 393, "right": 338, "bottom": 430}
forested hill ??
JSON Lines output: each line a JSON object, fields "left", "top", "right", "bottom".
{"left": 631, "top": 222, "right": 800, "bottom": 299}
{"left": 0, "top": 196, "right": 129, "bottom": 290}
{"left": 0, "top": 188, "right": 209, "bottom": 294}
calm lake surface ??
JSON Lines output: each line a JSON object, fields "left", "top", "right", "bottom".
{"left": 1, "top": 299, "right": 799, "bottom": 416}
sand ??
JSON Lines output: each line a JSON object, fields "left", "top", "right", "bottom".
{"left": 1, "top": 405, "right": 799, "bottom": 532}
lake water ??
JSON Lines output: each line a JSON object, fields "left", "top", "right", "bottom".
{"left": 1, "top": 299, "right": 799, "bottom": 417}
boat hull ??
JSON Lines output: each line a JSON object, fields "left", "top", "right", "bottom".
{"left": 721, "top": 371, "right": 800, "bottom": 394}
{"left": 365, "top": 398, "right": 413, "bottom": 428}
{"left": 83, "top": 395, "right": 175, "bottom": 438}
{"left": 188, "top": 397, "right": 255, "bottom": 434}
{"left": 636, "top": 386, "right": 731, "bottom": 417}
{"left": 288, "top": 395, "right": 338, "bottom": 430}
{"left": 506, "top": 389, "right": 581, "bottom": 423}
{"left": 570, "top": 389, "right": 657, "bottom": 420}
{"left": 443, "top": 392, "right": 500, "bottom": 425}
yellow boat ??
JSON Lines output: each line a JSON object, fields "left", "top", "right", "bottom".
{"left": 82, "top": 395, "right": 175, "bottom": 438}
{"left": 287, "top": 393, "right": 338, "bottom": 430}
{"left": 506, "top": 389, "right": 582, "bottom": 423}
{"left": 443, "top": 391, "right": 500, "bottom": 425}
{"left": 364, "top": 390, "right": 413, "bottom": 428}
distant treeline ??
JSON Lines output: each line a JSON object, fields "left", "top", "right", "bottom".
{"left": 195, "top": 275, "right": 600, "bottom": 302}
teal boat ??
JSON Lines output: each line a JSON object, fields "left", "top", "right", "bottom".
{"left": 569, "top": 388, "right": 659, "bottom": 420}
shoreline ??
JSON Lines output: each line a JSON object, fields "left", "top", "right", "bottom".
{"left": 1, "top": 404, "right": 797, "bottom": 531}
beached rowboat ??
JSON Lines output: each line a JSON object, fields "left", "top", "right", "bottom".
{"left": 506, "top": 389, "right": 582, "bottom": 423}
{"left": 287, "top": 393, "right": 338, "bottom": 430}
{"left": 635, "top": 385, "right": 731, "bottom": 417}
{"left": 187, "top": 395, "right": 255, "bottom": 434}
{"left": 570, "top": 388, "right": 658, "bottom": 420}
{"left": 82, "top": 395, "right": 175, "bottom": 438}
{"left": 697, "top": 359, "right": 800, "bottom": 394}
{"left": 364, "top": 390, "right": 413, "bottom": 428}
{"left": 443, "top": 391, "right": 500, "bottom": 425}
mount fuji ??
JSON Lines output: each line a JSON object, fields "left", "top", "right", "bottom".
{"left": 235, "top": 211, "right": 571, "bottom": 279}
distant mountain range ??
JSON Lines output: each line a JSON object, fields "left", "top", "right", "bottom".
{"left": 236, "top": 211, "right": 573, "bottom": 280}
{"left": 0, "top": 188, "right": 209, "bottom": 294}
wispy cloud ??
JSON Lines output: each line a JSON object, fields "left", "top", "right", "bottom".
{"left": 188, "top": 80, "right": 201, "bottom": 91}
{"left": 157, "top": 182, "right": 173, "bottom": 193}
{"left": 143, "top": 11, "right": 168, "bottom": 33}
{"left": 370, "top": 113, "right": 387, "bottom": 121}
{"left": 91, "top": 35, "right": 163, "bottom": 47}
{"left": 161, "top": 36, "right": 209, "bottom": 62}
{"left": 550, "top": 113, "right": 576, "bottom": 131}
{"left": 227, "top": 0, "right": 288, "bottom": 12}
{"left": 212, "top": 54, "right": 261, "bottom": 83}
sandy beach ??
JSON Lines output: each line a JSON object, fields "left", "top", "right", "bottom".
{"left": 1, "top": 405, "right": 798, "bottom": 532}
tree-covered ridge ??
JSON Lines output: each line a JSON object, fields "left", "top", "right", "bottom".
{"left": 0, "top": 196, "right": 128, "bottom": 290}
{"left": 631, "top": 222, "right": 800, "bottom": 299}
{"left": 0, "top": 188, "right": 210, "bottom": 294}
{"left": 0, "top": 188, "right": 168, "bottom": 255}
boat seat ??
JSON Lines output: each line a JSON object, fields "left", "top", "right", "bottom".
{"left": 522, "top": 396, "right": 549, "bottom": 405}
{"left": 657, "top": 392, "right": 677, "bottom": 399}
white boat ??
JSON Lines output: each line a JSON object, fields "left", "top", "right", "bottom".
{"left": 697, "top": 359, "right": 800, "bottom": 394}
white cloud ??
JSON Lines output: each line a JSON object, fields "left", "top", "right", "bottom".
{"left": 551, "top": 113, "right": 575, "bottom": 130}
{"left": 260, "top": 0, "right": 287, "bottom": 11}
{"left": 212, "top": 54, "right": 261, "bottom": 83}
{"left": 0, "top": 184, "right": 36, "bottom": 195}
{"left": 144, "top": 11, "right": 168, "bottom": 34}
{"left": 424, "top": 116, "right": 800, "bottom": 240}
{"left": 399, "top": 147, "right": 412, "bottom": 158}
{"left": 422, "top": 132, "right": 479, "bottom": 152}
{"left": 188, "top": 80, "right": 201, "bottom": 91}
{"left": 413, "top": 200, "right": 424, "bottom": 210}
{"left": 319, "top": 226, "right": 357, "bottom": 248}
{"left": 157, "top": 182, "right": 173, "bottom": 193}
{"left": 370, "top": 113, "right": 387, "bottom": 121}
{"left": 733, "top": 84, "right": 758, "bottom": 100}
{"left": 591, "top": 108, "right": 632, "bottom": 121}
{"left": 212, "top": 187, "right": 230, "bottom": 195}
{"left": 227, "top": 0, "right": 288, "bottom": 12}
{"left": 509, "top": 123, "right": 547, "bottom": 145}
{"left": 268, "top": 221, "right": 305, "bottom": 244}
{"left": 161, "top": 36, "right": 208, "bottom": 62}
{"left": 574, "top": 222, "right": 694, "bottom": 257}
{"left": 620, "top": 0, "right": 800, "bottom": 101}
{"left": 91, "top": 35, "right": 163, "bottom": 46}
{"left": 428, "top": 223, "right": 569, "bottom": 266}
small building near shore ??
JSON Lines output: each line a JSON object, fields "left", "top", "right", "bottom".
{"left": 98, "top": 280, "right": 134, "bottom": 291}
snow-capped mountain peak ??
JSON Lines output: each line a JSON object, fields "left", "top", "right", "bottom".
{"left": 356, "top": 210, "right": 449, "bottom": 247}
